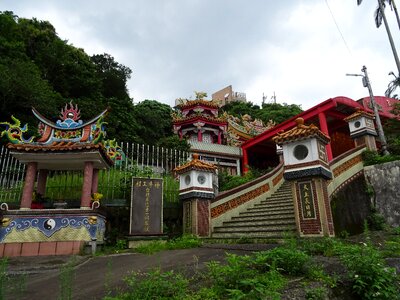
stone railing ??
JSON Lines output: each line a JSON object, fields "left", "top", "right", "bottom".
{"left": 327, "top": 145, "right": 366, "bottom": 197}
{"left": 210, "top": 162, "right": 284, "bottom": 229}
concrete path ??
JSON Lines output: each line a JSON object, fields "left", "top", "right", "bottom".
{"left": 4, "top": 244, "right": 277, "bottom": 300}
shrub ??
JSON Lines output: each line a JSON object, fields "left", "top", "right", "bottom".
{"left": 206, "top": 253, "right": 286, "bottom": 299}
{"left": 305, "top": 286, "right": 329, "bottom": 300}
{"left": 105, "top": 268, "right": 189, "bottom": 300}
{"left": 254, "top": 247, "right": 310, "bottom": 276}
{"left": 297, "top": 238, "right": 340, "bottom": 256}
{"left": 339, "top": 243, "right": 399, "bottom": 299}
{"left": 367, "top": 207, "right": 387, "bottom": 231}
{"left": 362, "top": 149, "right": 400, "bottom": 166}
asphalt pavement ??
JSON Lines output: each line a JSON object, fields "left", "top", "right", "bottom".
{"left": 3, "top": 243, "right": 277, "bottom": 300}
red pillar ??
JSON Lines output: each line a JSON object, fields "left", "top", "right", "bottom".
{"left": 91, "top": 168, "right": 99, "bottom": 194}
{"left": 20, "top": 162, "right": 37, "bottom": 209}
{"left": 81, "top": 161, "right": 94, "bottom": 209}
{"left": 197, "top": 129, "right": 202, "bottom": 142}
{"left": 36, "top": 169, "right": 48, "bottom": 196}
{"left": 318, "top": 112, "right": 333, "bottom": 161}
{"left": 243, "top": 148, "right": 249, "bottom": 174}
{"left": 218, "top": 131, "right": 222, "bottom": 144}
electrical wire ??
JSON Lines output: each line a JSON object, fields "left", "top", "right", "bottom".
{"left": 325, "top": 0, "right": 354, "bottom": 58}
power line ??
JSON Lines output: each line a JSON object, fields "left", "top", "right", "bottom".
{"left": 325, "top": 0, "right": 354, "bottom": 58}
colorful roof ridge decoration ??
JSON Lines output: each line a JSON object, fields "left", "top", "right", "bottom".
{"left": 225, "top": 113, "right": 275, "bottom": 146}
{"left": 343, "top": 107, "right": 375, "bottom": 122}
{"left": 272, "top": 117, "right": 330, "bottom": 145}
{"left": 176, "top": 99, "right": 220, "bottom": 109}
{"left": 172, "top": 114, "right": 227, "bottom": 124}
{"left": 174, "top": 153, "right": 217, "bottom": 174}
{"left": 0, "top": 102, "right": 119, "bottom": 166}
{"left": 0, "top": 115, "right": 35, "bottom": 144}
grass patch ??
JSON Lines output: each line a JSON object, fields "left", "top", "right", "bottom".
{"left": 135, "top": 235, "right": 202, "bottom": 254}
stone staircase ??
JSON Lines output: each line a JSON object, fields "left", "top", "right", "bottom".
{"left": 211, "top": 181, "right": 297, "bottom": 239}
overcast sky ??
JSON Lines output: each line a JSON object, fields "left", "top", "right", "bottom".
{"left": 2, "top": 0, "right": 400, "bottom": 109}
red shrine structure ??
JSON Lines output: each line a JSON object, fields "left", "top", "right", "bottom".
{"left": 241, "top": 96, "right": 398, "bottom": 173}
{"left": 172, "top": 93, "right": 274, "bottom": 175}
{"left": 173, "top": 98, "right": 227, "bottom": 145}
{"left": 0, "top": 103, "right": 117, "bottom": 257}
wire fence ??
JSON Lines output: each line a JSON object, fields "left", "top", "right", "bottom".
{"left": 0, "top": 143, "right": 189, "bottom": 207}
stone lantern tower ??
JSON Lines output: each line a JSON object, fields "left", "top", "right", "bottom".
{"left": 273, "top": 118, "right": 335, "bottom": 237}
{"left": 174, "top": 154, "right": 217, "bottom": 236}
{"left": 344, "top": 108, "right": 377, "bottom": 151}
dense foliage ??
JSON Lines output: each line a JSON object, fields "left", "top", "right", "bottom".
{"left": 222, "top": 101, "right": 303, "bottom": 124}
{"left": 0, "top": 11, "right": 188, "bottom": 149}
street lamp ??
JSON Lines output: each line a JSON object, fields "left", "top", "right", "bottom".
{"left": 346, "top": 65, "right": 389, "bottom": 155}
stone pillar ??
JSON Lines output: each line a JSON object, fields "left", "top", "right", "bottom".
{"left": 36, "top": 169, "right": 48, "bottom": 196}
{"left": 318, "top": 112, "right": 333, "bottom": 161}
{"left": 183, "top": 198, "right": 211, "bottom": 236}
{"left": 175, "top": 154, "right": 217, "bottom": 237}
{"left": 290, "top": 177, "right": 334, "bottom": 237}
{"left": 273, "top": 117, "right": 335, "bottom": 237}
{"left": 81, "top": 161, "right": 94, "bottom": 209}
{"left": 91, "top": 168, "right": 99, "bottom": 194}
{"left": 20, "top": 162, "right": 38, "bottom": 210}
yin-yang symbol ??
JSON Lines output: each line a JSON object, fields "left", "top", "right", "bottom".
{"left": 44, "top": 219, "right": 56, "bottom": 230}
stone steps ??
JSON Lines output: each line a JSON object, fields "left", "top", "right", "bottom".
{"left": 211, "top": 181, "right": 296, "bottom": 239}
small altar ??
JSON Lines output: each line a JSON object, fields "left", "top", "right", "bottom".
{"left": 0, "top": 102, "right": 114, "bottom": 256}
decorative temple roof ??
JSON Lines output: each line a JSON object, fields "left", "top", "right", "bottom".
{"left": 6, "top": 143, "right": 113, "bottom": 170}
{"left": 0, "top": 102, "right": 119, "bottom": 168}
{"left": 174, "top": 153, "right": 217, "bottom": 174}
{"left": 176, "top": 99, "right": 220, "bottom": 109}
{"left": 172, "top": 114, "right": 227, "bottom": 125}
{"left": 225, "top": 113, "right": 275, "bottom": 146}
{"left": 272, "top": 117, "right": 330, "bottom": 145}
{"left": 343, "top": 108, "right": 375, "bottom": 122}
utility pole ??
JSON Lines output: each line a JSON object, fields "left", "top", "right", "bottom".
{"left": 346, "top": 65, "right": 389, "bottom": 155}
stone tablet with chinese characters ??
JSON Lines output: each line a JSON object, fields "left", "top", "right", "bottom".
{"left": 130, "top": 178, "right": 163, "bottom": 235}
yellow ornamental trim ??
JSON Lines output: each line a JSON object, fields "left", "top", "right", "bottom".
{"left": 273, "top": 118, "right": 330, "bottom": 145}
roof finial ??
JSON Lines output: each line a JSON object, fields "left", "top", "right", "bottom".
{"left": 295, "top": 117, "right": 304, "bottom": 127}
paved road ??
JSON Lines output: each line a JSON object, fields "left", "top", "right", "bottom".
{"left": 5, "top": 244, "right": 277, "bottom": 300}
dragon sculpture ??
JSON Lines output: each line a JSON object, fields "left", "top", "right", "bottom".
{"left": 0, "top": 116, "right": 35, "bottom": 144}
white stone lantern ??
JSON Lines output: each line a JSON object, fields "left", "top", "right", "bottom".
{"left": 273, "top": 117, "right": 335, "bottom": 237}
{"left": 344, "top": 108, "right": 377, "bottom": 150}
{"left": 273, "top": 118, "right": 332, "bottom": 180}
{"left": 174, "top": 153, "right": 217, "bottom": 236}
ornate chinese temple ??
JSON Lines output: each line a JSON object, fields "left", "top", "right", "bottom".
{"left": 172, "top": 93, "right": 272, "bottom": 175}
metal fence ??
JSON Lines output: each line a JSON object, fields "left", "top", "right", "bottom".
{"left": 0, "top": 143, "right": 189, "bottom": 207}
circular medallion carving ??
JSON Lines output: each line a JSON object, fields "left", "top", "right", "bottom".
{"left": 197, "top": 174, "right": 206, "bottom": 185}
{"left": 354, "top": 120, "right": 361, "bottom": 128}
{"left": 293, "top": 144, "right": 309, "bottom": 161}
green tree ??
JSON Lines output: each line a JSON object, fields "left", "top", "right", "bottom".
{"left": 132, "top": 100, "right": 175, "bottom": 145}
{"left": 257, "top": 103, "right": 303, "bottom": 124}
{"left": 91, "top": 53, "right": 132, "bottom": 100}
{"left": 221, "top": 101, "right": 260, "bottom": 118}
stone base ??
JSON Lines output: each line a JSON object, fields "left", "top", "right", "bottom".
{"left": 126, "top": 235, "right": 167, "bottom": 249}
{"left": 0, "top": 241, "right": 84, "bottom": 257}
{"left": 0, "top": 208, "right": 107, "bottom": 257}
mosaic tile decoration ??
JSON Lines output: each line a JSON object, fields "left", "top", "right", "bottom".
{"left": 0, "top": 215, "right": 105, "bottom": 243}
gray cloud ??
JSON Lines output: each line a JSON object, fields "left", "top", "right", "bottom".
{"left": 1, "top": 0, "right": 399, "bottom": 109}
